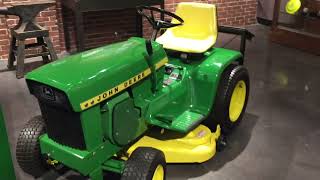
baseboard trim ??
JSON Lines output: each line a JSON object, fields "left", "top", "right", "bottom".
{"left": 257, "top": 17, "right": 272, "bottom": 26}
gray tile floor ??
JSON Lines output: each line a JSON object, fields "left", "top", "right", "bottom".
{"left": 1, "top": 25, "right": 320, "bottom": 180}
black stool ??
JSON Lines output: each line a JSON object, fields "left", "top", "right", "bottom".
{"left": 0, "top": 1, "right": 57, "bottom": 78}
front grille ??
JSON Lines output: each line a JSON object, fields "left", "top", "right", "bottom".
{"left": 27, "top": 80, "right": 86, "bottom": 150}
{"left": 39, "top": 102, "right": 86, "bottom": 150}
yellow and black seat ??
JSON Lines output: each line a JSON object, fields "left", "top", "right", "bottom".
{"left": 156, "top": 3, "right": 218, "bottom": 54}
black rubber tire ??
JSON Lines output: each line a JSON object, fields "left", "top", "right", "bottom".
{"left": 203, "top": 64, "right": 250, "bottom": 135}
{"left": 16, "top": 115, "right": 48, "bottom": 178}
{"left": 121, "top": 147, "right": 166, "bottom": 180}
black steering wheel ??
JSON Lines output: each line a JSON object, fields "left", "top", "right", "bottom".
{"left": 137, "top": 6, "right": 184, "bottom": 30}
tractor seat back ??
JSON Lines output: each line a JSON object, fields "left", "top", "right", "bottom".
{"left": 156, "top": 3, "right": 218, "bottom": 54}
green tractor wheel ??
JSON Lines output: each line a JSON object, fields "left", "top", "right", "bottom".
{"left": 16, "top": 116, "right": 48, "bottom": 178}
{"left": 204, "top": 64, "right": 250, "bottom": 135}
{"left": 121, "top": 147, "right": 166, "bottom": 180}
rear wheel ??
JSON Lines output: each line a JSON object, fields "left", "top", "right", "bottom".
{"left": 204, "top": 64, "right": 250, "bottom": 135}
{"left": 16, "top": 116, "right": 48, "bottom": 178}
{"left": 121, "top": 147, "right": 166, "bottom": 180}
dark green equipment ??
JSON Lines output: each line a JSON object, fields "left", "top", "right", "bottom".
{"left": 0, "top": 107, "right": 16, "bottom": 180}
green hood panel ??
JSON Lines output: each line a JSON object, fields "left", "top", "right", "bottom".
{"left": 26, "top": 37, "right": 167, "bottom": 112}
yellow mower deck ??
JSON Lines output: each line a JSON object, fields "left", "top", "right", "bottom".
{"left": 126, "top": 125, "right": 221, "bottom": 163}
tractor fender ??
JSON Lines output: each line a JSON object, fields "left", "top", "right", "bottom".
{"left": 191, "top": 48, "right": 242, "bottom": 115}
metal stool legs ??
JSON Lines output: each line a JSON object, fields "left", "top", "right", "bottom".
{"left": 7, "top": 37, "right": 16, "bottom": 70}
{"left": 16, "top": 40, "right": 26, "bottom": 79}
{"left": 7, "top": 34, "right": 57, "bottom": 79}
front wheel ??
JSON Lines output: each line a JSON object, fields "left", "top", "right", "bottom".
{"left": 204, "top": 65, "right": 250, "bottom": 135}
{"left": 121, "top": 147, "right": 166, "bottom": 180}
{"left": 16, "top": 116, "right": 48, "bottom": 178}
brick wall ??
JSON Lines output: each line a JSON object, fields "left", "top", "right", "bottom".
{"left": 61, "top": 8, "right": 138, "bottom": 52}
{"left": 0, "top": 0, "right": 257, "bottom": 60}
{"left": 165, "top": 0, "right": 257, "bottom": 25}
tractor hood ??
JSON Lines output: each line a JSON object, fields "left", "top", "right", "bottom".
{"left": 26, "top": 37, "right": 167, "bottom": 112}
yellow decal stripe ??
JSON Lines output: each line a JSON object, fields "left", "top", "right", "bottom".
{"left": 80, "top": 57, "right": 168, "bottom": 110}
{"left": 155, "top": 57, "right": 168, "bottom": 69}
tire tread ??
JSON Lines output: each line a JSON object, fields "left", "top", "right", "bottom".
{"left": 121, "top": 147, "right": 166, "bottom": 180}
{"left": 16, "top": 116, "right": 47, "bottom": 177}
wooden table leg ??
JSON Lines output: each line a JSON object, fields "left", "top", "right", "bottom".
{"left": 44, "top": 36, "right": 58, "bottom": 61}
{"left": 37, "top": 37, "right": 50, "bottom": 63}
{"left": 16, "top": 40, "right": 25, "bottom": 79}
{"left": 7, "top": 37, "right": 16, "bottom": 70}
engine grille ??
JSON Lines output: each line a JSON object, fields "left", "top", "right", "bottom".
{"left": 39, "top": 102, "right": 86, "bottom": 150}
{"left": 27, "top": 80, "right": 86, "bottom": 150}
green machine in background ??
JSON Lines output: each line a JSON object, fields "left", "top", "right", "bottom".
{"left": 16, "top": 3, "right": 254, "bottom": 180}
{"left": 0, "top": 107, "right": 16, "bottom": 180}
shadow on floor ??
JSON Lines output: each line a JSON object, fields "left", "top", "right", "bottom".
{"left": 37, "top": 113, "right": 258, "bottom": 180}
{"left": 0, "top": 60, "right": 45, "bottom": 74}
{"left": 166, "top": 112, "right": 259, "bottom": 179}
{"left": 207, "top": 112, "right": 259, "bottom": 170}
{"left": 39, "top": 169, "right": 121, "bottom": 180}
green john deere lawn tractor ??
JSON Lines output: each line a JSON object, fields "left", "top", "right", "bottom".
{"left": 16, "top": 3, "right": 254, "bottom": 180}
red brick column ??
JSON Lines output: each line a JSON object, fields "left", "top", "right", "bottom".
{"left": 0, "top": 17, "right": 10, "bottom": 60}
{"left": 55, "top": 0, "right": 66, "bottom": 53}
{"left": 0, "top": 1, "right": 10, "bottom": 60}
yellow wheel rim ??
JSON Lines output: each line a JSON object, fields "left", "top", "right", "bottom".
{"left": 286, "top": 0, "right": 301, "bottom": 15}
{"left": 152, "top": 165, "right": 164, "bottom": 180}
{"left": 229, "top": 80, "right": 246, "bottom": 122}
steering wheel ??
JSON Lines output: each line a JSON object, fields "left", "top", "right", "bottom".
{"left": 137, "top": 6, "right": 184, "bottom": 30}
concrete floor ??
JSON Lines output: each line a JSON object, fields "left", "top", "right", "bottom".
{"left": 1, "top": 24, "right": 320, "bottom": 180}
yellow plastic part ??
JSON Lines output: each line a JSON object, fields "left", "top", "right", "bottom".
{"left": 229, "top": 80, "right": 247, "bottom": 122}
{"left": 46, "top": 159, "right": 59, "bottom": 166}
{"left": 286, "top": 0, "right": 301, "bottom": 15}
{"left": 156, "top": 3, "right": 218, "bottom": 53}
{"left": 152, "top": 165, "right": 164, "bottom": 180}
{"left": 127, "top": 125, "right": 221, "bottom": 163}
